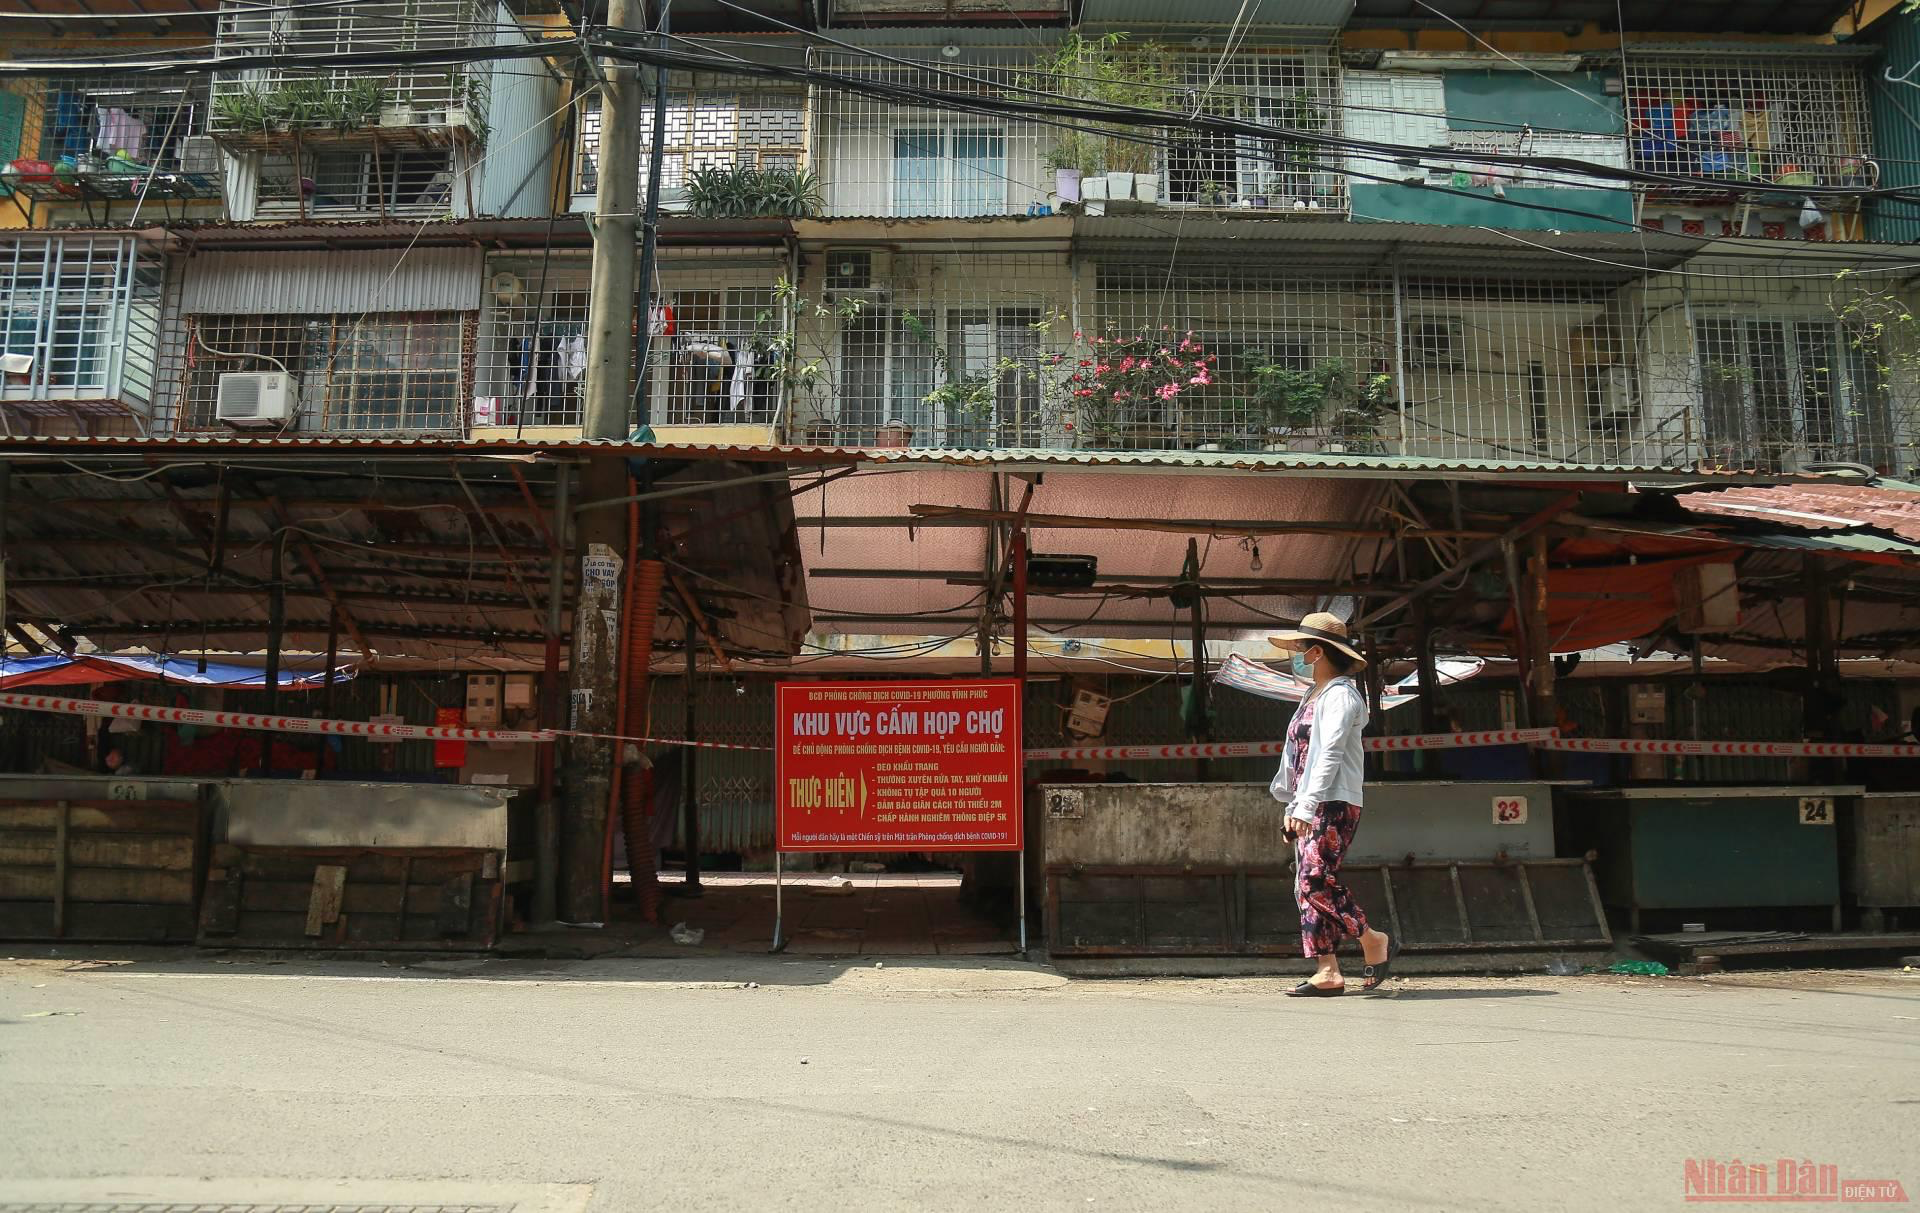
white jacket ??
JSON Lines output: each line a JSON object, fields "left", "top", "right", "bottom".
{"left": 1269, "top": 676, "right": 1369, "bottom": 823}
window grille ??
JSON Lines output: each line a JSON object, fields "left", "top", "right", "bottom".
{"left": 177, "top": 311, "right": 468, "bottom": 433}
{"left": 812, "top": 50, "right": 1049, "bottom": 219}
{"left": 1162, "top": 47, "right": 1346, "bottom": 213}
{"left": 0, "top": 235, "right": 163, "bottom": 412}
{"left": 257, "top": 148, "right": 458, "bottom": 217}
{"left": 475, "top": 256, "right": 788, "bottom": 429}
{"left": 26, "top": 72, "right": 209, "bottom": 170}
{"left": 573, "top": 84, "right": 808, "bottom": 198}
{"left": 790, "top": 252, "right": 1067, "bottom": 446}
{"left": 211, "top": 0, "right": 492, "bottom": 141}
{"left": 1622, "top": 56, "right": 1873, "bottom": 194}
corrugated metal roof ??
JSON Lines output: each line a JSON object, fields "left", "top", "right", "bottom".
{"left": 1725, "top": 530, "right": 1920, "bottom": 557}
{"left": 1347, "top": 0, "right": 1854, "bottom": 36}
{"left": 1078, "top": 0, "right": 1351, "bottom": 30}
{"left": 1679, "top": 484, "right": 1920, "bottom": 542}
{"left": 1073, "top": 216, "right": 1704, "bottom": 272}
{"left": 0, "top": 433, "right": 1783, "bottom": 483}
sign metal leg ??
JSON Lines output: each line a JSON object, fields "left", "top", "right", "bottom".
{"left": 1017, "top": 845, "right": 1028, "bottom": 958}
{"left": 770, "top": 849, "right": 787, "bottom": 953}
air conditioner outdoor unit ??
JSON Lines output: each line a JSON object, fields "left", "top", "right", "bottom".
{"left": 1589, "top": 364, "right": 1638, "bottom": 424}
{"left": 216, "top": 371, "right": 299, "bottom": 427}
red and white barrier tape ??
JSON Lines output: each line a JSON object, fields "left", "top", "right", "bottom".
{"left": 1022, "top": 728, "right": 1559, "bottom": 763}
{"left": 0, "top": 693, "right": 555, "bottom": 743}
{"left": 1539, "top": 737, "right": 1920, "bottom": 759}
{"left": 7, "top": 693, "right": 1916, "bottom": 762}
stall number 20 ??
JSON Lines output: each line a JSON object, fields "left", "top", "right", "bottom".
{"left": 1492, "top": 796, "right": 1529, "bottom": 826}
{"left": 1799, "top": 796, "right": 1835, "bottom": 826}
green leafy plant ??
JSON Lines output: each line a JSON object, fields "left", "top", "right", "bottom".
{"left": 1042, "top": 326, "right": 1217, "bottom": 444}
{"left": 686, "top": 163, "right": 823, "bottom": 218}
{"left": 1027, "top": 32, "right": 1178, "bottom": 178}
{"left": 1044, "top": 130, "right": 1105, "bottom": 175}
{"left": 213, "top": 87, "right": 270, "bottom": 132}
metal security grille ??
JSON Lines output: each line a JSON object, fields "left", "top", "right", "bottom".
{"left": 1093, "top": 262, "right": 1393, "bottom": 452}
{"left": 1161, "top": 46, "right": 1346, "bottom": 214}
{"left": 177, "top": 311, "right": 469, "bottom": 433}
{"left": 26, "top": 72, "right": 209, "bottom": 168}
{"left": 0, "top": 235, "right": 164, "bottom": 411}
{"left": 475, "top": 255, "right": 788, "bottom": 429}
{"left": 1089, "top": 256, "right": 1920, "bottom": 473}
{"left": 574, "top": 82, "right": 808, "bottom": 197}
{"left": 791, "top": 252, "right": 1069, "bottom": 447}
{"left": 257, "top": 148, "right": 458, "bottom": 217}
{"left": 812, "top": 50, "right": 1050, "bottom": 219}
{"left": 1622, "top": 55, "right": 1873, "bottom": 193}
{"left": 211, "top": 0, "right": 492, "bottom": 141}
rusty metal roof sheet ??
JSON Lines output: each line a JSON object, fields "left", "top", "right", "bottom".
{"left": 1678, "top": 484, "right": 1920, "bottom": 543}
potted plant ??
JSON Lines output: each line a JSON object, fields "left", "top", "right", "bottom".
{"left": 1027, "top": 33, "right": 1176, "bottom": 204}
{"left": 1045, "top": 326, "right": 1216, "bottom": 450}
{"left": 213, "top": 87, "right": 271, "bottom": 134}
{"left": 1045, "top": 131, "right": 1102, "bottom": 204}
{"left": 876, "top": 419, "right": 913, "bottom": 447}
{"left": 686, "top": 164, "right": 823, "bottom": 218}
{"left": 1197, "top": 179, "right": 1227, "bottom": 208}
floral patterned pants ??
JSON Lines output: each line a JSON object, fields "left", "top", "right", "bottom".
{"left": 1295, "top": 799, "right": 1369, "bottom": 958}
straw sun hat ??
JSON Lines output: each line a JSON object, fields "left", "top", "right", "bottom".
{"left": 1267, "top": 612, "right": 1368, "bottom": 669}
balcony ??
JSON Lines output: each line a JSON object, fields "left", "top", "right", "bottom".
{"left": 472, "top": 252, "right": 790, "bottom": 445}
{"left": 0, "top": 235, "right": 165, "bottom": 435}
{"left": 170, "top": 311, "right": 471, "bottom": 435}
{"left": 208, "top": 0, "right": 494, "bottom": 153}
{"left": 777, "top": 246, "right": 1918, "bottom": 475}
{"left": 570, "top": 82, "right": 809, "bottom": 213}
{"left": 1624, "top": 51, "right": 1877, "bottom": 241}
{"left": 0, "top": 74, "right": 222, "bottom": 225}
{"left": 808, "top": 43, "right": 1349, "bottom": 221}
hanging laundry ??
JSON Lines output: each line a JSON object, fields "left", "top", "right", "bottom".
{"left": 729, "top": 344, "right": 756, "bottom": 414}
{"left": 95, "top": 107, "right": 147, "bottom": 158}
{"left": 649, "top": 302, "right": 676, "bottom": 337}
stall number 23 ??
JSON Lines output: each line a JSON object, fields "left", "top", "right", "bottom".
{"left": 1492, "top": 796, "right": 1529, "bottom": 826}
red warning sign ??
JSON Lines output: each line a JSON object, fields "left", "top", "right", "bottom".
{"left": 774, "top": 679, "right": 1023, "bottom": 853}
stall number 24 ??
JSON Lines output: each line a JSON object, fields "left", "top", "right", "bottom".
{"left": 1492, "top": 796, "right": 1529, "bottom": 826}
{"left": 1799, "top": 797, "right": 1835, "bottom": 826}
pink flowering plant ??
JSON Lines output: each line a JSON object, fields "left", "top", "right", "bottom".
{"left": 1044, "top": 326, "right": 1219, "bottom": 443}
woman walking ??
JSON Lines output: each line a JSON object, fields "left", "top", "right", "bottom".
{"left": 1268, "top": 613, "right": 1399, "bottom": 996}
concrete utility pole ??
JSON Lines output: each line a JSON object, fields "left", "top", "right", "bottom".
{"left": 562, "top": 0, "right": 646, "bottom": 923}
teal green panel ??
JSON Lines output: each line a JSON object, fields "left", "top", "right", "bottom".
{"left": 0, "top": 91, "right": 25, "bottom": 199}
{"left": 1624, "top": 797, "right": 1840, "bottom": 909}
{"left": 1350, "top": 182, "right": 1635, "bottom": 232}
{"left": 1444, "top": 71, "right": 1623, "bottom": 135}
{"left": 1870, "top": 9, "right": 1920, "bottom": 242}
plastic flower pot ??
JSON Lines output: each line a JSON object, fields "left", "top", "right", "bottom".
{"left": 1055, "top": 168, "right": 1083, "bottom": 203}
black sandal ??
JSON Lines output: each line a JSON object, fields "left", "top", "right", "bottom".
{"left": 1361, "top": 935, "right": 1402, "bottom": 992}
{"left": 1286, "top": 980, "right": 1345, "bottom": 997}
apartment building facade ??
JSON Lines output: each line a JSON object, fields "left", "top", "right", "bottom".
{"left": 2, "top": 0, "right": 1913, "bottom": 477}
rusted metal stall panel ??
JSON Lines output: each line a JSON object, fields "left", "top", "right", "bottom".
{"left": 199, "top": 845, "right": 504, "bottom": 951}
{"left": 1045, "top": 860, "right": 1611, "bottom": 958}
{"left": 0, "top": 797, "right": 205, "bottom": 942}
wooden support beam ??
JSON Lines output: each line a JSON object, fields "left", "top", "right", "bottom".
{"left": 1524, "top": 529, "right": 1557, "bottom": 732}
{"left": 901, "top": 504, "right": 1495, "bottom": 540}
{"left": 1356, "top": 492, "right": 1583, "bottom": 630}
{"left": 6, "top": 622, "right": 47, "bottom": 655}
{"left": 665, "top": 567, "right": 734, "bottom": 674}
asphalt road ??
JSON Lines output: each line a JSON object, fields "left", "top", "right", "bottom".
{"left": 1, "top": 952, "right": 1916, "bottom": 1211}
